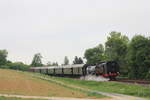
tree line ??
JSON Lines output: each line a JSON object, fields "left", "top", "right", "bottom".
{"left": 0, "top": 50, "right": 83, "bottom": 71}
{"left": 0, "top": 50, "right": 30, "bottom": 71}
{"left": 84, "top": 31, "right": 150, "bottom": 79}
{"left": 31, "top": 54, "right": 84, "bottom": 66}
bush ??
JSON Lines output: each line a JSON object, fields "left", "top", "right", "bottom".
{"left": 0, "top": 65, "right": 10, "bottom": 69}
{"left": 6, "top": 62, "right": 30, "bottom": 71}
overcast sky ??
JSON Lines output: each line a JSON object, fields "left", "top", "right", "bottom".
{"left": 0, "top": 0, "right": 150, "bottom": 64}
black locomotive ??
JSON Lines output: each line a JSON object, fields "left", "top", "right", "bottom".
{"left": 29, "top": 61, "right": 119, "bottom": 80}
{"left": 95, "top": 61, "right": 120, "bottom": 80}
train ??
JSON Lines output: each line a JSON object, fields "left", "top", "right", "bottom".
{"left": 29, "top": 61, "right": 120, "bottom": 80}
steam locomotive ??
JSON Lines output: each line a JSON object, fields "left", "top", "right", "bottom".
{"left": 29, "top": 61, "right": 119, "bottom": 80}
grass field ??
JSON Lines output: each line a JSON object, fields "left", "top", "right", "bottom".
{"left": 34, "top": 74, "right": 150, "bottom": 99}
{"left": 0, "top": 69, "right": 105, "bottom": 99}
{"left": 1, "top": 69, "right": 150, "bottom": 100}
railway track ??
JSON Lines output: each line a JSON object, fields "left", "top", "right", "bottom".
{"left": 76, "top": 76, "right": 150, "bottom": 85}
{"left": 114, "top": 79, "right": 150, "bottom": 85}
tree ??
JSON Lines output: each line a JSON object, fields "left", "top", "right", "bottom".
{"left": 31, "top": 53, "right": 43, "bottom": 67}
{"left": 84, "top": 44, "right": 105, "bottom": 64}
{"left": 55, "top": 62, "right": 59, "bottom": 66}
{"left": 78, "top": 57, "right": 84, "bottom": 64}
{"left": 47, "top": 61, "right": 59, "bottom": 66}
{"left": 127, "top": 35, "right": 150, "bottom": 79}
{"left": 73, "top": 56, "right": 79, "bottom": 64}
{"left": 52, "top": 62, "right": 59, "bottom": 66}
{"left": 105, "top": 31, "right": 129, "bottom": 74}
{"left": 73, "top": 56, "right": 84, "bottom": 64}
{"left": 47, "top": 61, "right": 51, "bottom": 66}
{"left": 64, "top": 56, "right": 69, "bottom": 65}
{"left": 0, "top": 49, "right": 8, "bottom": 66}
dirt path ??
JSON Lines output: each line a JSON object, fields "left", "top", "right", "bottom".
{"left": 31, "top": 75, "right": 148, "bottom": 100}
{"left": 0, "top": 94, "right": 111, "bottom": 100}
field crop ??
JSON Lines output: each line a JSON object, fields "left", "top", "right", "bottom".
{"left": 0, "top": 69, "right": 105, "bottom": 98}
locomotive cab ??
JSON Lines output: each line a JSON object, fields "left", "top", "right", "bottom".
{"left": 107, "top": 61, "right": 119, "bottom": 80}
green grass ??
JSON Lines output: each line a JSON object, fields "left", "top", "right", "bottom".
{"left": 31, "top": 73, "right": 150, "bottom": 98}
{"left": 0, "top": 96, "right": 45, "bottom": 100}
{"left": 53, "top": 77, "right": 150, "bottom": 98}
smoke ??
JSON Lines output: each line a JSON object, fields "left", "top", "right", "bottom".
{"left": 80, "top": 75, "right": 109, "bottom": 82}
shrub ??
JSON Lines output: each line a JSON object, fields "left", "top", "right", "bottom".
{"left": 6, "top": 62, "right": 30, "bottom": 71}
{"left": 0, "top": 65, "right": 10, "bottom": 69}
